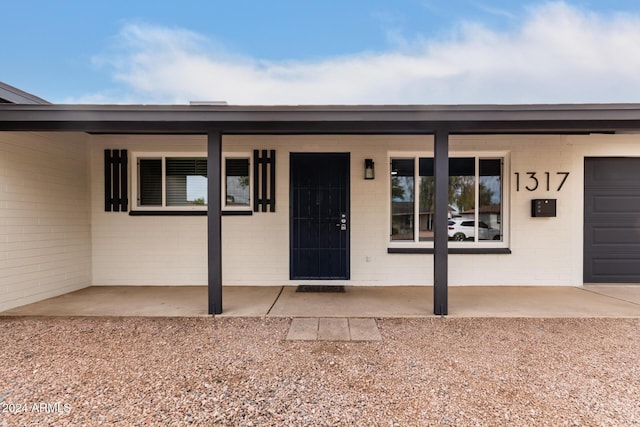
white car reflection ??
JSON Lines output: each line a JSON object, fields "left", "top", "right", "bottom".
{"left": 448, "top": 219, "right": 501, "bottom": 241}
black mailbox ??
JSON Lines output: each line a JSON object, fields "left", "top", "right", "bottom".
{"left": 531, "top": 199, "right": 556, "bottom": 217}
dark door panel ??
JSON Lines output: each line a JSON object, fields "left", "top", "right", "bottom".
{"left": 290, "top": 153, "right": 350, "bottom": 280}
{"left": 584, "top": 158, "right": 640, "bottom": 283}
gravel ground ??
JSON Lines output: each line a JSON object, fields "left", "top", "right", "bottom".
{"left": 0, "top": 317, "right": 638, "bottom": 427}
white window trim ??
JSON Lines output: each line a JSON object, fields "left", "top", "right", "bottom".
{"left": 221, "top": 152, "right": 253, "bottom": 212}
{"left": 131, "top": 151, "right": 208, "bottom": 211}
{"left": 387, "top": 151, "right": 510, "bottom": 249}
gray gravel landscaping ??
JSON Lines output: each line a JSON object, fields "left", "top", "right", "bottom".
{"left": 1, "top": 317, "right": 639, "bottom": 426}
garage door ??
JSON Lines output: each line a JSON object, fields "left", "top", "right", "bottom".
{"left": 584, "top": 158, "right": 640, "bottom": 283}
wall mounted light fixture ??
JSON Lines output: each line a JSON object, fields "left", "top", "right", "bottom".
{"left": 364, "top": 159, "right": 375, "bottom": 180}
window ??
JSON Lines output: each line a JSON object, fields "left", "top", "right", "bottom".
{"left": 390, "top": 159, "right": 415, "bottom": 240}
{"left": 134, "top": 154, "right": 207, "bottom": 210}
{"left": 390, "top": 155, "right": 505, "bottom": 244}
{"left": 223, "top": 155, "right": 252, "bottom": 211}
{"left": 225, "top": 158, "right": 250, "bottom": 208}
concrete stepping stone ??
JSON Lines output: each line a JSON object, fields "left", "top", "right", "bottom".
{"left": 348, "top": 318, "right": 382, "bottom": 341}
{"left": 286, "top": 317, "right": 381, "bottom": 341}
{"left": 286, "top": 318, "right": 319, "bottom": 340}
{"left": 318, "top": 318, "right": 350, "bottom": 341}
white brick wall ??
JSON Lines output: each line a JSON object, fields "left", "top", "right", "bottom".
{"left": 0, "top": 132, "right": 91, "bottom": 311}
{"left": 220, "top": 134, "right": 640, "bottom": 287}
{"left": 90, "top": 135, "right": 208, "bottom": 285}
{"left": 87, "top": 133, "right": 640, "bottom": 288}
{"left": 5, "top": 130, "right": 638, "bottom": 311}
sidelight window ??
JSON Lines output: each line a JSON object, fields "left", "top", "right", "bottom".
{"left": 222, "top": 154, "right": 252, "bottom": 211}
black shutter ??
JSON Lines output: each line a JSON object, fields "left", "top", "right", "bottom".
{"left": 253, "top": 150, "right": 276, "bottom": 212}
{"left": 104, "top": 149, "right": 129, "bottom": 212}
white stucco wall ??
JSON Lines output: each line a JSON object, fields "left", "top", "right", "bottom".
{"left": 87, "top": 133, "right": 640, "bottom": 288}
{"left": 0, "top": 132, "right": 91, "bottom": 311}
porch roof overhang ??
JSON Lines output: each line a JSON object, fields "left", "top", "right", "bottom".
{"left": 3, "top": 103, "right": 640, "bottom": 134}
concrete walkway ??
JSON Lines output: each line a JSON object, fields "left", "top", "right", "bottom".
{"left": 2, "top": 285, "right": 640, "bottom": 318}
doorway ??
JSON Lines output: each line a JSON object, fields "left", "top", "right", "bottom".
{"left": 290, "top": 153, "right": 350, "bottom": 280}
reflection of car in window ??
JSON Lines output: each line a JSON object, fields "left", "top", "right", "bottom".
{"left": 448, "top": 219, "right": 501, "bottom": 241}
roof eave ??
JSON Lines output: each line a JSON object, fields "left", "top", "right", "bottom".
{"left": 2, "top": 103, "right": 640, "bottom": 134}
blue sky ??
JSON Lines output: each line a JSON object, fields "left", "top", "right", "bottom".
{"left": 4, "top": 0, "right": 640, "bottom": 104}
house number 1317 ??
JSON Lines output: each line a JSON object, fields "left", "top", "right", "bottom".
{"left": 514, "top": 172, "right": 570, "bottom": 191}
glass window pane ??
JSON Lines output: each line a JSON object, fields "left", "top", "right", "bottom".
{"left": 418, "top": 158, "right": 434, "bottom": 241}
{"left": 391, "top": 159, "right": 414, "bottom": 241}
{"left": 166, "top": 158, "right": 208, "bottom": 206}
{"left": 449, "top": 158, "right": 475, "bottom": 229}
{"left": 479, "top": 159, "right": 502, "bottom": 241}
{"left": 139, "top": 158, "right": 162, "bottom": 206}
{"left": 225, "top": 158, "right": 250, "bottom": 207}
{"left": 391, "top": 156, "right": 504, "bottom": 244}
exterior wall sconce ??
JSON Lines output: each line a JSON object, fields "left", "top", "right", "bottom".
{"left": 364, "top": 159, "right": 375, "bottom": 180}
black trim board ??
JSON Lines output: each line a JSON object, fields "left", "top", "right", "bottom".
{"left": 221, "top": 210, "right": 253, "bottom": 216}
{"left": 129, "top": 210, "right": 207, "bottom": 216}
{"left": 388, "top": 247, "right": 512, "bottom": 254}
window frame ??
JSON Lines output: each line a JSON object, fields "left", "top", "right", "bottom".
{"left": 131, "top": 152, "right": 208, "bottom": 212}
{"left": 221, "top": 152, "right": 253, "bottom": 212}
{"left": 388, "top": 151, "right": 510, "bottom": 249}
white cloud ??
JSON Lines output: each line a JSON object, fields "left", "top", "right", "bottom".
{"left": 83, "top": 2, "right": 640, "bottom": 105}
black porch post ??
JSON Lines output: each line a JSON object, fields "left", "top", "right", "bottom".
{"left": 207, "top": 131, "right": 223, "bottom": 314}
{"left": 434, "top": 130, "right": 449, "bottom": 315}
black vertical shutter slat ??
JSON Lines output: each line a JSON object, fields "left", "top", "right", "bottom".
{"left": 251, "top": 149, "right": 277, "bottom": 213}
{"left": 112, "top": 150, "right": 121, "bottom": 212}
{"left": 120, "top": 150, "right": 128, "bottom": 211}
{"left": 253, "top": 150, "right": 259, "bottom": 212}
{"left": 104, "top": 149, "right": 130, "bottom": 212}
{"left": 261, "top": 149, "right": 268, "bottom": 212}
{"left": 104, "top": 150, "right": 112, "bottom": 212}
{"left": 269, "top": 150, "right": 276, "bottom": 212}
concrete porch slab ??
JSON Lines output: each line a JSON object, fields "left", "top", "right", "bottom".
{"left": 0, "top": 286, "right": 283, "bottom": 318}
{"left": 2, "top": 285, "right": 639, "bottom": 318}
{"left": 0, "top": 286, "right": 209, "bottom": 317}
{"left": 448, "top": 286, "right": 640, "bottom": 317}
{"left": 268, "top": 286, "right": 433, "bottom": 318}
{"left": 217, "top": 286, "right": 283, "bottom": 317}
{"left": 583, "top": 284, "right": 640, "bottom": 305}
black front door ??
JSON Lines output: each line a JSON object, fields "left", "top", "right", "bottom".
{"left": 290, "top": 153, "right": 350, "bottom": 280}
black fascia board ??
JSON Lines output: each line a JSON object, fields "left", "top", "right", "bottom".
{"left": 1, "top": 119, "right": 639, "bottom": 134}
{"left": 2, "top": 103, "right": 640, "bottom": 134}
